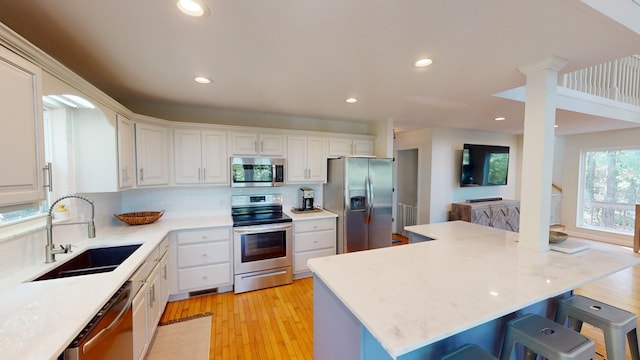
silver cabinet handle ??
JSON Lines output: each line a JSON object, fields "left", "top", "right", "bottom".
{"left": 43, "top": 162, "right": 53, "bottom": 192}
{"left": 139, "top": 168, "right": 144, "bottom": 182}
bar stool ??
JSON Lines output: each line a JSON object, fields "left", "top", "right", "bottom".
{"left": 554, "top": 295, "right": 640, "bottom": 360}
{"left": 442, "top": 344, "right": 498, "bottom": 360}
{"left": 500, "top": 313, "right": 594, "bottom": 360}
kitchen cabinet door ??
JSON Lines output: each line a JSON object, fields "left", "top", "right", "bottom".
{"left": 306, "top": 136, "right": 327, "bottom": 182}
{"left": 328, "top": 138, "right": 374, "bottom": 157}
{"left": 0, "top": 46, "right": 46, "bottom": 206}
{"left": 353, "top": 139, "right": 374, "bottom": 156}
{"left": 287, "top": 135, "right": 327, "bottom": 183}
{"left": 132, "top": 282, "right": 149, "bottom": 360}
{"left": 117, "top": 114, "right": 135, "bottom": 189}
{"left": 173, "top": 129, "right": 202, "bottom": 184}
{"left": 174, "top": 129, "right": 227, "bottom": 184}
{"left": 201, "top": 130, "right": 228, "bottom": 184}
{"left": 135, "top": 122, "right": 169, "bottom": 186}
{"left": 146, "top": 263, "right": 161, "bottom": 342}
{"left": 230, "top": 131, "right": 284, "bottom": 156}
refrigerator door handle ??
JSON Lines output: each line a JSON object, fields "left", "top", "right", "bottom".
{"left": 365, "top": 176, "right": 374, "bottom": 224}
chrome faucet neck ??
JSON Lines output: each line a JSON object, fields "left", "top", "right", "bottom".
{"left": 45, "top": 194, "right": 96, "bottom": 263}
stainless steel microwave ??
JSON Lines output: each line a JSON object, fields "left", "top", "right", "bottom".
{"left": 230, "top": 157, "right": 285, "bottom": 187}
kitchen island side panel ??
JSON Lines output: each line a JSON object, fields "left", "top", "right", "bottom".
{"left": 314, "top": 276, "right": 362, "bottom": 359}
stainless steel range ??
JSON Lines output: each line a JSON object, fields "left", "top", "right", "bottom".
{"left": 231, "top": 194, "right": 293, "bottom": 294}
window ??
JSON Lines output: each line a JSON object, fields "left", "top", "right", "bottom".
{"left": 579, "top": 147, "right": 640, "bottom": 234}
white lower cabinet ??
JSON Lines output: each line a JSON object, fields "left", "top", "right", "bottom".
{"left": 293, "top": 217, "right": 336, "bottom": 278}
{"left": 168, "top": 227, "right": 233, "bottom": 300}
{"left": 132, "top": 237, "right": 169, "bottom": 360}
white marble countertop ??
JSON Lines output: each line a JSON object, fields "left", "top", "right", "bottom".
{"left": 0, "top": 215, "right": 232, "bottom": 360}
{"left": 283, "top": 208, "right": 337, "bottom": 220}
{"left": 307, "top": 221, "right": 640, "bottom": 358}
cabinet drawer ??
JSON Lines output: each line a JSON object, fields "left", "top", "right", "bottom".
{"left": 295, "top": 218, "right": 335, "bottom": 233}
{"left": 178, "top": 241, "right": 230, "bottom": 267}
{"left": 294, "top": 248, "right": 336, "bottom": 273}
{"left": 295, "top": 230, "right": 335, "bottom": 252}
{"left": 177, "top": 227, "right": 230, "bottom": 245}
{"left": 178, "top": 263, "right": 231, "bottom": 291}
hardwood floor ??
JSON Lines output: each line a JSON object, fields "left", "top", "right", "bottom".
{"left": 160, "top": 278, "right": 314, "bottom": 360}
{"left": 160, "top": 262, "right": 640, "bottom": 360}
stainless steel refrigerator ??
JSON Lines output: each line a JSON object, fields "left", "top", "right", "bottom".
{"left": 324, "top": 157, "right": 393, "bottom": 253}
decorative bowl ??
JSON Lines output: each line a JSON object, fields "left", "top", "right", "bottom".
{"left": 114, "top": 210, "right": 165, "bottom": 225}
{"left": 549, "top": 230, "right": 568, "bottom": 243}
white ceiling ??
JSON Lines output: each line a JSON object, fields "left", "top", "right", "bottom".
{"left": 1, "top": 0, "right": 639, "bottom": 135}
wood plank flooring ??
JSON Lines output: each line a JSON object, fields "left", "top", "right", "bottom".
{"left": 160, "top": 261, "right": 640, "bottom": 360}
{"left": 160, "top": 278, "right": 313, "bottom": 360}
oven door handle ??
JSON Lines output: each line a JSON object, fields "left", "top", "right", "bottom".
{"left": 234, "top": 224, "right": 292, "bottom": 234}
{"left": 234, "top": 223, "right": 292, "bottom": 234}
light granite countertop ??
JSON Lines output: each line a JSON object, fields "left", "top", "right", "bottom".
{"left": 0, "top": 215, "right": 232, "bottom": 360}
{"left": 307, "top": 221, "right": 640, "bottom": 358}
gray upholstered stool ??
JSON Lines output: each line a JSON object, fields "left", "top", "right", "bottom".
{"left": 500, "top": 313, "right": 594, "bottom": 360}
{"left": 442, "top": 344, "right": 498, "bottom": 360}
{"left": 555, "top": 295, "right": 640, "bottom": 360}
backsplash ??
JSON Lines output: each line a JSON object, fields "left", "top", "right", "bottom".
{"left": 119, "top": 185, "right": 323, "bottom": 217}
{"left": 0, "top": 184, "right": 323, "bottom": 279}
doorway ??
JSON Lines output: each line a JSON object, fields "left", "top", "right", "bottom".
{"left": 394, "top": 148, "right": 418, "bottom": 239}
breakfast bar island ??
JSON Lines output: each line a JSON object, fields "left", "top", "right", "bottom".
{"left": 307, "top": 221, "right": 640, "bottom": 359}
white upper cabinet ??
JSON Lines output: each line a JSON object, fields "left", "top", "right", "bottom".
{"left": 135, "top": 122, "right": 169, "bottom": 186}
{"left": 173, "top": 129, "right": 228, "bottom": 185}
{"left": 287, "top": 136, "right": 327, "bottom": 183}
{"left": 328, "top": 137, "right": 374, "bottom": 157}
{"left": 0, "top": 46, "right": 46, "bottom": 207}
{"left": 230, "top": 132, "right": 284, "bottom": 157}
{"left": 117, "top": 114, "right": 135, "bottom": 189}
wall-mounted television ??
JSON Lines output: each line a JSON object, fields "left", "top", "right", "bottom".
{"left": 460, "top": 144, "right": 510, "bottom": 187}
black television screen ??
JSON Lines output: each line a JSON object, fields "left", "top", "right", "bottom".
{"left": 460, "top": 144, "right": 510, "bottom": 187}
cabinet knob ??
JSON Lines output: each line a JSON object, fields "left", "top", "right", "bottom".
{"left": 202, "top": 276, "right": 208, "bottom": 280}
{"left": 202, "top": 253, "right": 208, "bottom": 257}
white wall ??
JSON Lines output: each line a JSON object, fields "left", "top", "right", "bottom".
{"left": 560, "top": 127, "right": 640, "bottom": 246}
{"left": 394, "top": 127, "right": 521, "bottom": 224}
{"left": 394, "top": 128, "right": 433, "bottom": 224}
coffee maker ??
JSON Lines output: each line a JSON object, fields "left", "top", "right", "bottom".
{"left": 298, "top": 187, "right": 315, "bottom": 211}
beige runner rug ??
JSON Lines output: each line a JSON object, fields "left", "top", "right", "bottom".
{"left": 146, "top": 314, "right": 211, "bottom": 360}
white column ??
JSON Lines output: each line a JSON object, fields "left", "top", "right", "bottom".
{"left": 518, "top": 56, "right": 568, "bottom": 251}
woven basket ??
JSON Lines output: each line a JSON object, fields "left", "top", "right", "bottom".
{"left": 114, "top": 210, "right": 165, "bottom": 225}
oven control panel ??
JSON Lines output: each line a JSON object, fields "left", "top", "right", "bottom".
{"left": 231, "top": 194, "right": 283, "bottom": 207}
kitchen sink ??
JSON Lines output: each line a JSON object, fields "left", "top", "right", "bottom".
{"left": 32, "top": 244, "right": 142, "bottom": 281}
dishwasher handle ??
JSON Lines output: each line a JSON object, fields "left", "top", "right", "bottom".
{"left": 82, "top": 283, "right": 132, "bottom": 354}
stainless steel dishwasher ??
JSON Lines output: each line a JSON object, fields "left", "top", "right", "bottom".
{"left": 63, "top": 281, "right": 133, "bottom": 360}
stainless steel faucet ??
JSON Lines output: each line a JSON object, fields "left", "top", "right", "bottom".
{"left": 45, "top": 194, "right": 96, "bottom": 263}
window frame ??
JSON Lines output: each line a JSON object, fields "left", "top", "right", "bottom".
{"left": 577, "top": 145, "right": 639, "bottom": 236}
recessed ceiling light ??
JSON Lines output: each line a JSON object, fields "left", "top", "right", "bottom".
{"left": 554, "top": 124, "right": 559, "bottom": 128}
{"left": 345, "top": 97, "right": 358, "bottom": 103}
{"left": 414, "top": 58, "right": 433, "bottom": 67}
{"left": 494, "top": 117, "right": 506, "bottom": 121}
{"left": 177, "top": 0, "right": 209, "bottom": 17}
{"left": 194, "top": 76, "right": 211, "bottom": 84}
